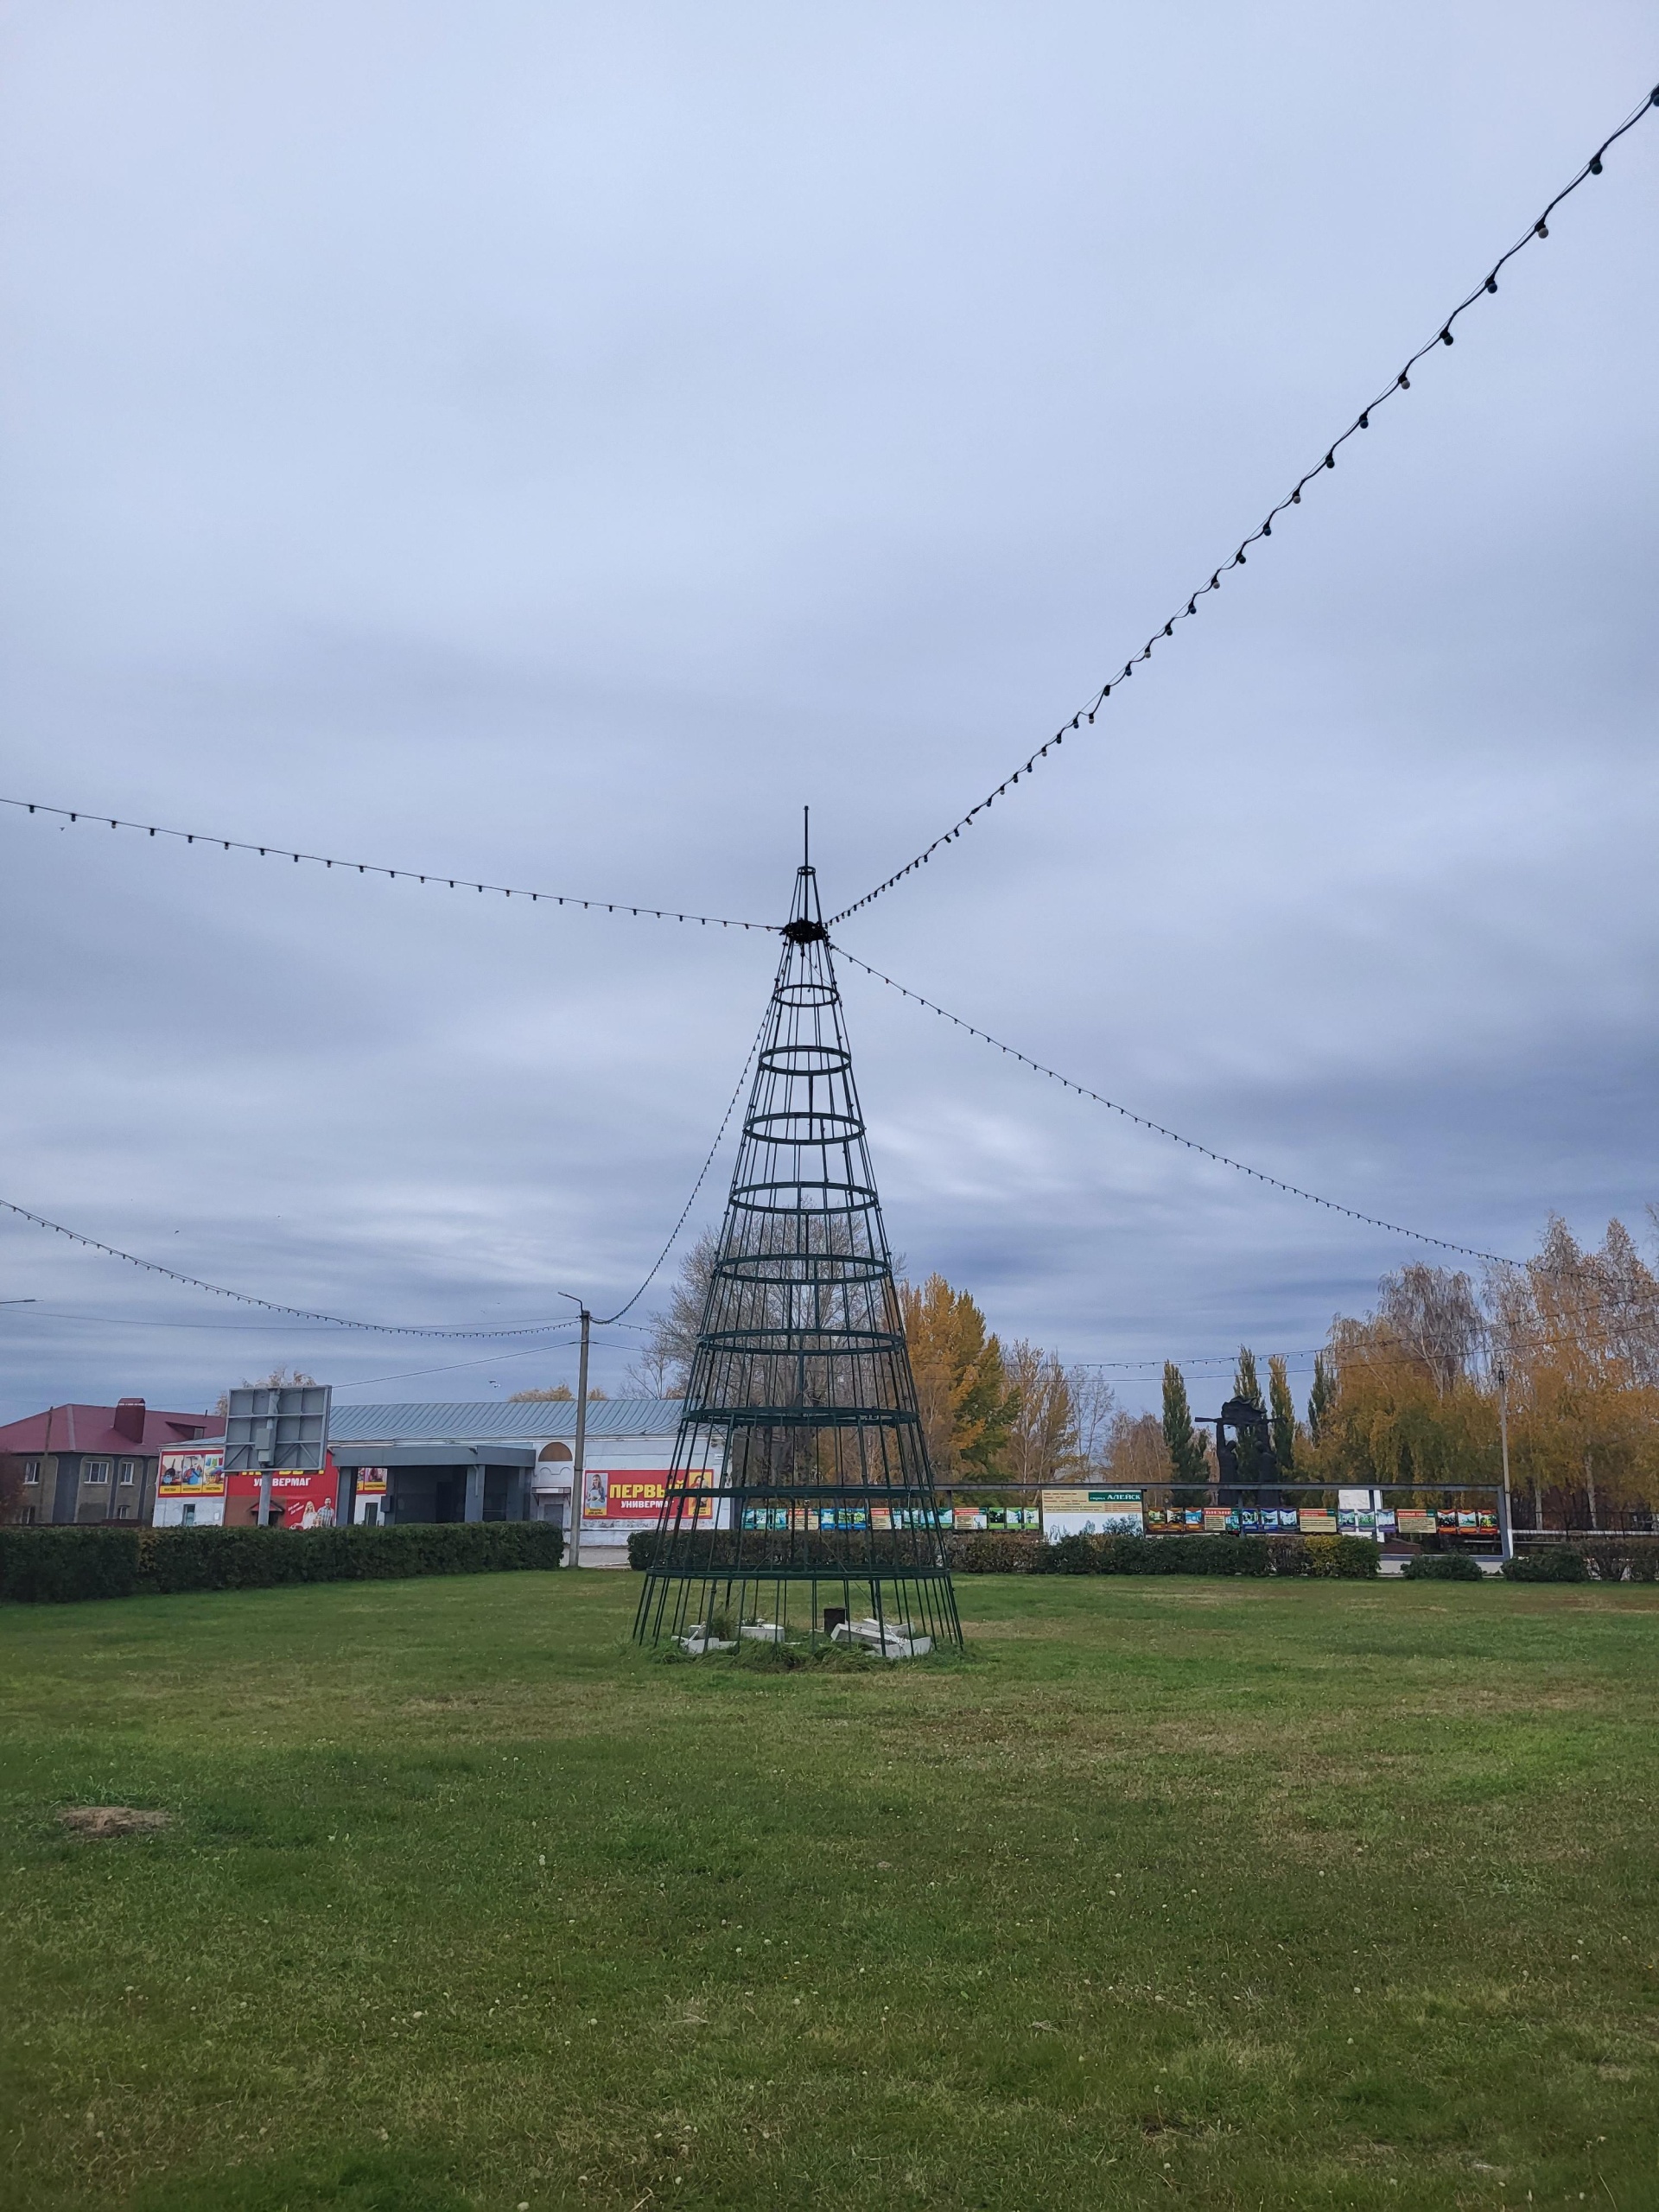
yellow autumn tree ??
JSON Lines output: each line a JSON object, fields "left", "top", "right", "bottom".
{"left": 1306, "top": 1264, "right": 1497, "bottom": 1501}
{"left": 1002, "top": 1338, "right": 1082, "bottom": 1488}
{"left": 1489, "top": 1216, "right": 1659, "bottom": 1529}
{"left": 898, "top": 1274, "right": 1020, "bottom": 1482}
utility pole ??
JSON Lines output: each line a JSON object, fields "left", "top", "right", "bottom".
{"left": 1496, "top": 1358, "right": 1515, "bottom": 1563}
{"left": 569, "top": 1305, "right": 591, "bottom": 1570}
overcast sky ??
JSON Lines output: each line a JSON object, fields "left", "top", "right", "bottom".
{"left": 3, "top": 2, "right": 1656, "bottom": 1423}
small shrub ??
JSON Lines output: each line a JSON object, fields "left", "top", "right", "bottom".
{"left": 1201, "top": 1535, "right": 1272, "bottom": 1577}
{"left": 1125, "top": 1538, "right": 1199, "bottom": 1574}
{"left": 1625, "top": 1546, "right": 1659, "bottom": 1583}
{"left": 1329, "top": 1536, "right": 1382, "bottom": 1579}
{"left": 949, "top": 1534, "right": 1043, "bottom": 1573}
{"left": 1401, "top": 1550, "right": 1484, "bottom": 1581}
{"left": 1265, "top": 1535, "right": 1312, "bottom": 1577}
{"left": 1044, "top": 1534, "right": 1100, "bottom": 1575}
{"left": 1500, "top": 1547, "right": 1587, "bottom": 1583}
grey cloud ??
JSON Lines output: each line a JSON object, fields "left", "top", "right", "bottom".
{"left": 3, "top": 2, "right": 1656, "bottom": 1418}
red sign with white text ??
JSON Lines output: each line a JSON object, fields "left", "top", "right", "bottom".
{"left": 224, "top": 1457, "right": 340, "bottom": 1529}
{"left": 582, "top": 1469, "right": 716, "bottom": 1522}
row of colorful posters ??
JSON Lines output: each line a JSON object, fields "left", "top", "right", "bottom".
{"left": 1110, "top": 1497, "right": 1501, "bottom": 1540}
{"left": 1395, "top": 1507, "right": 1499, "bottom": 1536}
{"left": 730, "top": 1504, "right": 1043, "bottom": 1534}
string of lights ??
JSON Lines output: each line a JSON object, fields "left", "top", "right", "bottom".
{"left": 0, "top": 999, "right": 766, "bottom": 1340}
{"left": 0, "top": 797, "right": 777, "bottom": 934}
{"left": 590, "top": 1002, "right": 771, "bottom": 1325}
{"left": 0, "top": 1198, "right": 582, "bottom": 1337}
{"left": 833, "top": 944, "right": 1513, "bottom": 1264}
{"left": 829, "top": 82, "right": 1659, "bottom": 928}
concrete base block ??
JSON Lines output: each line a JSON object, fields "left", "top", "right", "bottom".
{"left": 833, "top": 1618, "right": 933, "bottom": 1659}
{"left": 679, "top": 1626, "right": 738, "bottom": 1656}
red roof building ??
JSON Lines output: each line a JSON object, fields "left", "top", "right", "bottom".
{"left": 0, "top": 1400, "right": 224, "bottom": 1527}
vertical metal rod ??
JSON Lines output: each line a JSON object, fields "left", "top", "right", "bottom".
{"left": 1496, "top": 1359, "right": 1514, "bottom": 1563}
{"left": 569, "top": 1307, "right": 590, "bottom": 1570}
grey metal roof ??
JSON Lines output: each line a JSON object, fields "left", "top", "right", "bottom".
{"left": 326, "top": 1396, "right": 684, "bottom": 1445}
{"left": 330, "top": 1441, "right": 537, "bottom": 1468}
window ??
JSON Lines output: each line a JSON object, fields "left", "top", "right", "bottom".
{"left": 23, "top": 1459, "right": 39, "bottom": 1485}
{"left": 181, "top": 1503, "right": 196, "bottom": 1528}
{"left": 118, "top": 1460, "right": 137, "bottom": 1485}
{"left": 83, "top": 1459, "right": 111, "bottom": 1484}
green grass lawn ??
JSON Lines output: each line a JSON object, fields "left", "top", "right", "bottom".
{"left": 3, "top": 1572, "right": 1657, "bottom": 2212}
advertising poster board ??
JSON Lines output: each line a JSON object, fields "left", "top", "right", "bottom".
{"left": 154, "top": 1446, "right": 226, "bottom": 1527}
{"left": 586, "top": 1470, "right": 717, "bottom": 1522}
{"left": 157, "top": 1447, "right": 225, "bottom": 1497}
{"left": 1298, "top": 1509, "right": 1338, "bottom": 1534}
{"left": 1430, "top": 1508, "right": 1498, "bottom": 1536}
{"left": 1041, "top": 1488, "right": 1144, "bottom": 1539}
{"left": 224, "top": 1468, "right": 339, "bottom": 1529}
{"left": 1204, "top": 1506, "right": 1233, "bottom": 1533}
{"left": 1397, "top": 1508, "right": 1436, "bottom": 1536}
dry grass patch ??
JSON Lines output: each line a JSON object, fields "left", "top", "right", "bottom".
{"left": 56, "top": 1806, "right": 169, "bottom": 1838}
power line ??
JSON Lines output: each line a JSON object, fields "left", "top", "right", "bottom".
{"left": 0, "top": 797, "right": 777, "bottom": 934}
{"left": 830, "top": 82, "right": 1659, "bottom": 928}
{"left": 1071, "top": 1349, "right": 1337, "bottom": 1370}
{"left": 328, "top": 1332, "right": 585, "bottom": 1393}
{"left": 0, "top": 1198, "right": 582, "bottom": 1337}
{"left": 588, "top": 1001, "right": 770, "bottom": 1325}
{"left": 0, "top": 1004, "right": 767, "bottom": 1339}
{"left": 834, "top": 944, "right": 1513, "bottom": 1264}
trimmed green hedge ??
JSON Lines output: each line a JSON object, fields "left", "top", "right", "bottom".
{"left": 1022, "top": 1532, "right": 1379, "bottom": 1579}
{"left": 0, "top": 1521, "right": 563, "bottom": 1604}
{"left": 626, "top": 1528, "right": 1379, "bottom": 1579}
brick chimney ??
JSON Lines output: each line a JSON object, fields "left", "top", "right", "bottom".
{"left": 113, "top": 1398, "right": 146, "bottom": 1442}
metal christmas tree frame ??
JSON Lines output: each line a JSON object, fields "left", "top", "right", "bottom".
{"left": 632, "top": 850, "right": 962, "bottom": 1655}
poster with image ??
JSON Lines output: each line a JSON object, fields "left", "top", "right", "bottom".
{"left": 157, "top": 1448, "right": 225, "bottom": 1497}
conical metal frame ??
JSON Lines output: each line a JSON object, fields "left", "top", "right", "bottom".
{"left": 633, "top": 860, "right": 963, "bottom": 1651}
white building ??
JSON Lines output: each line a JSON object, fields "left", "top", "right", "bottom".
{"left": 325, "top": 1396, "right": 696, "bottom": 1565}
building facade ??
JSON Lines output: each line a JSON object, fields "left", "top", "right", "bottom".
{"left": 326, "top": 1397, "right": 693, "bottom": 1562}
{"left": 0, "top": 1401, "right": 223, "bottom": 1526}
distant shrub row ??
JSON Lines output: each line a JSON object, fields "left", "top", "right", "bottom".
{"left": 952, "top": 1531, "right": 1382, "bottom": 1579}
{"left": 0, "top": 1522, "right": 564, "bottom": 1605}
{"left": 1405, "top": 1547, "right": 1639, "bottom": 1584}
{"left": 626, "top": 1529, "right": 1382, "bottom": 1580}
